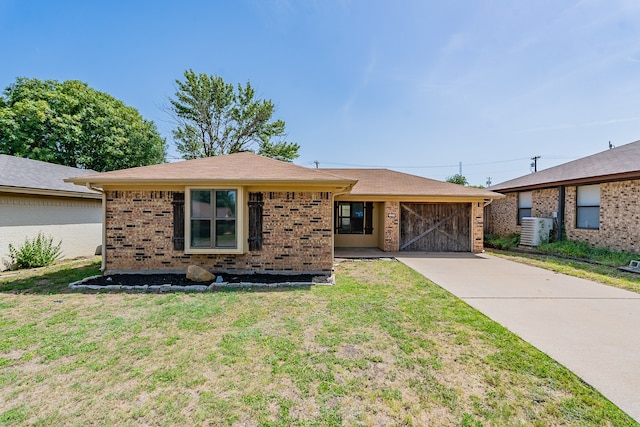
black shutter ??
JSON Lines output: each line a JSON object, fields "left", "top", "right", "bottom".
{"left": 248, "top": 192, "right": 264, "bottom": 251}
{"left": 334, "top": 201, "right": 339, "bottom": 234}
{"left": 172, "top": 192, "right": 185, "bottom": 250}
{"left": 365, "top": 202, "right": 374, "bottom": 235}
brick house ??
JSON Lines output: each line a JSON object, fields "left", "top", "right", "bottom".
{"left": 1, "top": 155, "right": 102, "bottom": 269}
{"left": 67, "top": 152, "right": 502, "bottom": 275}
{"left": 486, "top": 140, "right": 640, "bottom": 253}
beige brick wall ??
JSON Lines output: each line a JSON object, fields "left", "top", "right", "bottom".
{"left": 104, "top": 190, "right": 334, "bottom": 274}
{"left": 383, "top": 201, "right": 400, "bottom": 251}
{"left": 532, "top": 188, "right": 558, "bottom": 218}
{"left": 565, "top": 181, "right": 640, "bottom": 252}
{"left": 489, "top": 189, "right": 559, "bottom": 236}
{"left": 489, "top": 179, "right": 640, "bottom": 253}
{"left": 488, "top": 193, "right": 518, "bottom": 235}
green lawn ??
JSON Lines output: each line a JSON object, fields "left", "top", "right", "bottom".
{"left": 0, "top": 259, "right": 636, "bottom": 426}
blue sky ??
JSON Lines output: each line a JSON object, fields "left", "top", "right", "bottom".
{"left": 2, "top": 0, "right": 640, "bottom": 186}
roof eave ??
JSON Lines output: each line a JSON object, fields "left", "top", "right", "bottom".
{"left": 341, "top": 192, "right": 505, "bottom": 199}
{"left": 490, "top": 171, "right": 640, "bottom": 193}
{"left": 65, "top": 177, "right": 357, "bottom": 188}
{"left": 0, "top": 185, "right": 102, "bottom": 199}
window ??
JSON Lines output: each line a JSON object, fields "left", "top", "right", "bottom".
{"left": 576, "top": 184, "right": 600, "bottom": 229}
{"left": 338, "top": 202, "right": 364, "bottom": 234}
{"left": 518, "top": 191, "right": 532, "bottom": 225}
{"left": 187, "top": 188, "right": 241, "bottom": 252}
{"left": 336, "top": 202, "right": 373, "bottom": 234}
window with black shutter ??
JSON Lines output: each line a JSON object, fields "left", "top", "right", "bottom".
{"left": 364, "top": 202, "right": 373, "bottom": 235}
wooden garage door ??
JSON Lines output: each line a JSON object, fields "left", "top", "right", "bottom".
{"left": 400, "top": 203, "right": 471, "bottom": 251}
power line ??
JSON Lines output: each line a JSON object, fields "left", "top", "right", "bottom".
{"left": 310, "top": 154, "right": 581, "bottom": 170}
{"left": 311, "top": 157, "right": 533, "bottom": 169}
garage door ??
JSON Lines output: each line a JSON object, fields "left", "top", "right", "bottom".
{"left": 400, "top": 203, "right": 471, "bottom": 251}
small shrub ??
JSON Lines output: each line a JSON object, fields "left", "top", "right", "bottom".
{"left": 484, "top": 233, "right": 520, "bottom": 250}
{"left": 8, "top": 232, "right": 63, "bottom": 269}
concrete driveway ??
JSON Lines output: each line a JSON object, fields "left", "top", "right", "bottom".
{"left": 396, "top": 252, "right": 640, "bottom": 422}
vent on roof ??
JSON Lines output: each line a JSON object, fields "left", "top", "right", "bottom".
{"left": 520, "top": 217, "right": 553, "bottom": 247}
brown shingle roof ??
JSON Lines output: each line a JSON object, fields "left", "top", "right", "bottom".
{"left": 64, "top": 152, "right": 503, "bottom": 199}
{"left": 66, "top": 152, "right": 356, "bottom": 186}
{"left": 489, "top": 140, "right": 640, "bottom": 192}
{"left": 323, "top": 168, "right": 503, "bottom": 198}
{"left": 0, "top": 154, "right": 99, "bottom": 197}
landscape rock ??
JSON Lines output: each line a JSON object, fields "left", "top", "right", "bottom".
{"left": 186, "top": 265, "right": 216, "bottom": 282}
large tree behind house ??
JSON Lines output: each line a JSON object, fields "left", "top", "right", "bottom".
{"left": 169, "top": 69, "right": 299, "bottom": 162}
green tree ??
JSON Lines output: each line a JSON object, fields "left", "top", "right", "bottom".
{"left": 446, "top": 174, "right": 469, "bottom": 186}
{"left": 169, "top": 69, "right": 299, "bottom": 162}
{"left": 0, "top": 77, "right": 166, "bottom": 171}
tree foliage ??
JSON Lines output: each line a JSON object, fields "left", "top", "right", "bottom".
{"left": 0, "top": 77, "right": 166, "bottom": 171}
{"left": 169, "top": 70, "right": 299, "bottom": 162}
{"left": 446, "top": 174, "right": 469, "bottom": 186}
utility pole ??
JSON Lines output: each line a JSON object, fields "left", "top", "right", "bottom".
{"left": 530, "top": 156, "right": 540, "bottom": 173}
{"left": 486, "top": 177, "right": 492, "bottom": 187}
{"left": 459, "top": 161, "right": 462, "bottom": 176}
{"left": 313, "top": 160, "right": 319, "bottom": 169}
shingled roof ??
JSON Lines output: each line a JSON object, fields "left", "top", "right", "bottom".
{"left": 66, "top": 152, "right": 356, "bottom": 187}
{"left": 65, "top": 152, "right": 503, "bottom": 199}
{"left": 323, "top": 168, "right": 502, "bottom": 198}
{"left": 0, "top": 155, "right": 100, "bottom": 198}
{"left": 488, "top": 140, "right": 640, "bottom": 192}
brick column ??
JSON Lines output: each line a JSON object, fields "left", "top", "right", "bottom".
{"left": 383, "top": 201, "right": 400, "bottom": 252}
{"left": 472, "top": 201, "right": 484, "bottom": 253}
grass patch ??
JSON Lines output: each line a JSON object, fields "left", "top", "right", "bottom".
{"left": 0, "top": 260, "right": 635, "bottom": 425}
{"left": 0, "top": 257, "right": 101, "bottom": 294}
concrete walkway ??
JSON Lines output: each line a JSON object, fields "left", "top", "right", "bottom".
{"left": 396, "top": 253, "right": 640, "bottom": 422}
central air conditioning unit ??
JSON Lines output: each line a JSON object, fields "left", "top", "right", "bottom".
{"left": 520, "top": 217, "right": 553, "bottom": 247}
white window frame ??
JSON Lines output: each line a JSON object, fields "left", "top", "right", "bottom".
{"left": 518, "top": 191, "right": 532, "bottom": 225}
{"left": 185, "top": 186, "right": 245, "bottom": 254}
{"left": 576, "top": 184, "right": 600, "bottom": 230}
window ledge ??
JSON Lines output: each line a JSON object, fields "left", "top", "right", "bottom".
{"left": 185, "top": 247, "right": 245, "bottom": 255}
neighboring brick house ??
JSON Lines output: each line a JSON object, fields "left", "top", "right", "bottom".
{"left": 487, "top": 140, "right": 640, "bottom": 253}
{"left": 67, "top": 152, "right": 502, "bottom": 275}
{"left": 0, "top": 155, "right": 102, "bottom": 269}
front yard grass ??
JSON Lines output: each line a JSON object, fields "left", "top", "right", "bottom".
{"left": 0, "top": 259, "right": 636, "bottom": 425}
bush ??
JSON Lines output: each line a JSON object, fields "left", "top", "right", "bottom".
{"left": 484, "top": 233, "right": 520, "bottom": 250}
{"left": 7, "top": 232, "right": 63, "bottom": 269}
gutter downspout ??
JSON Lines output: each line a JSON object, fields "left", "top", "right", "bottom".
{"left": 87, "top": 183, "right": 106, "bottom": 272}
